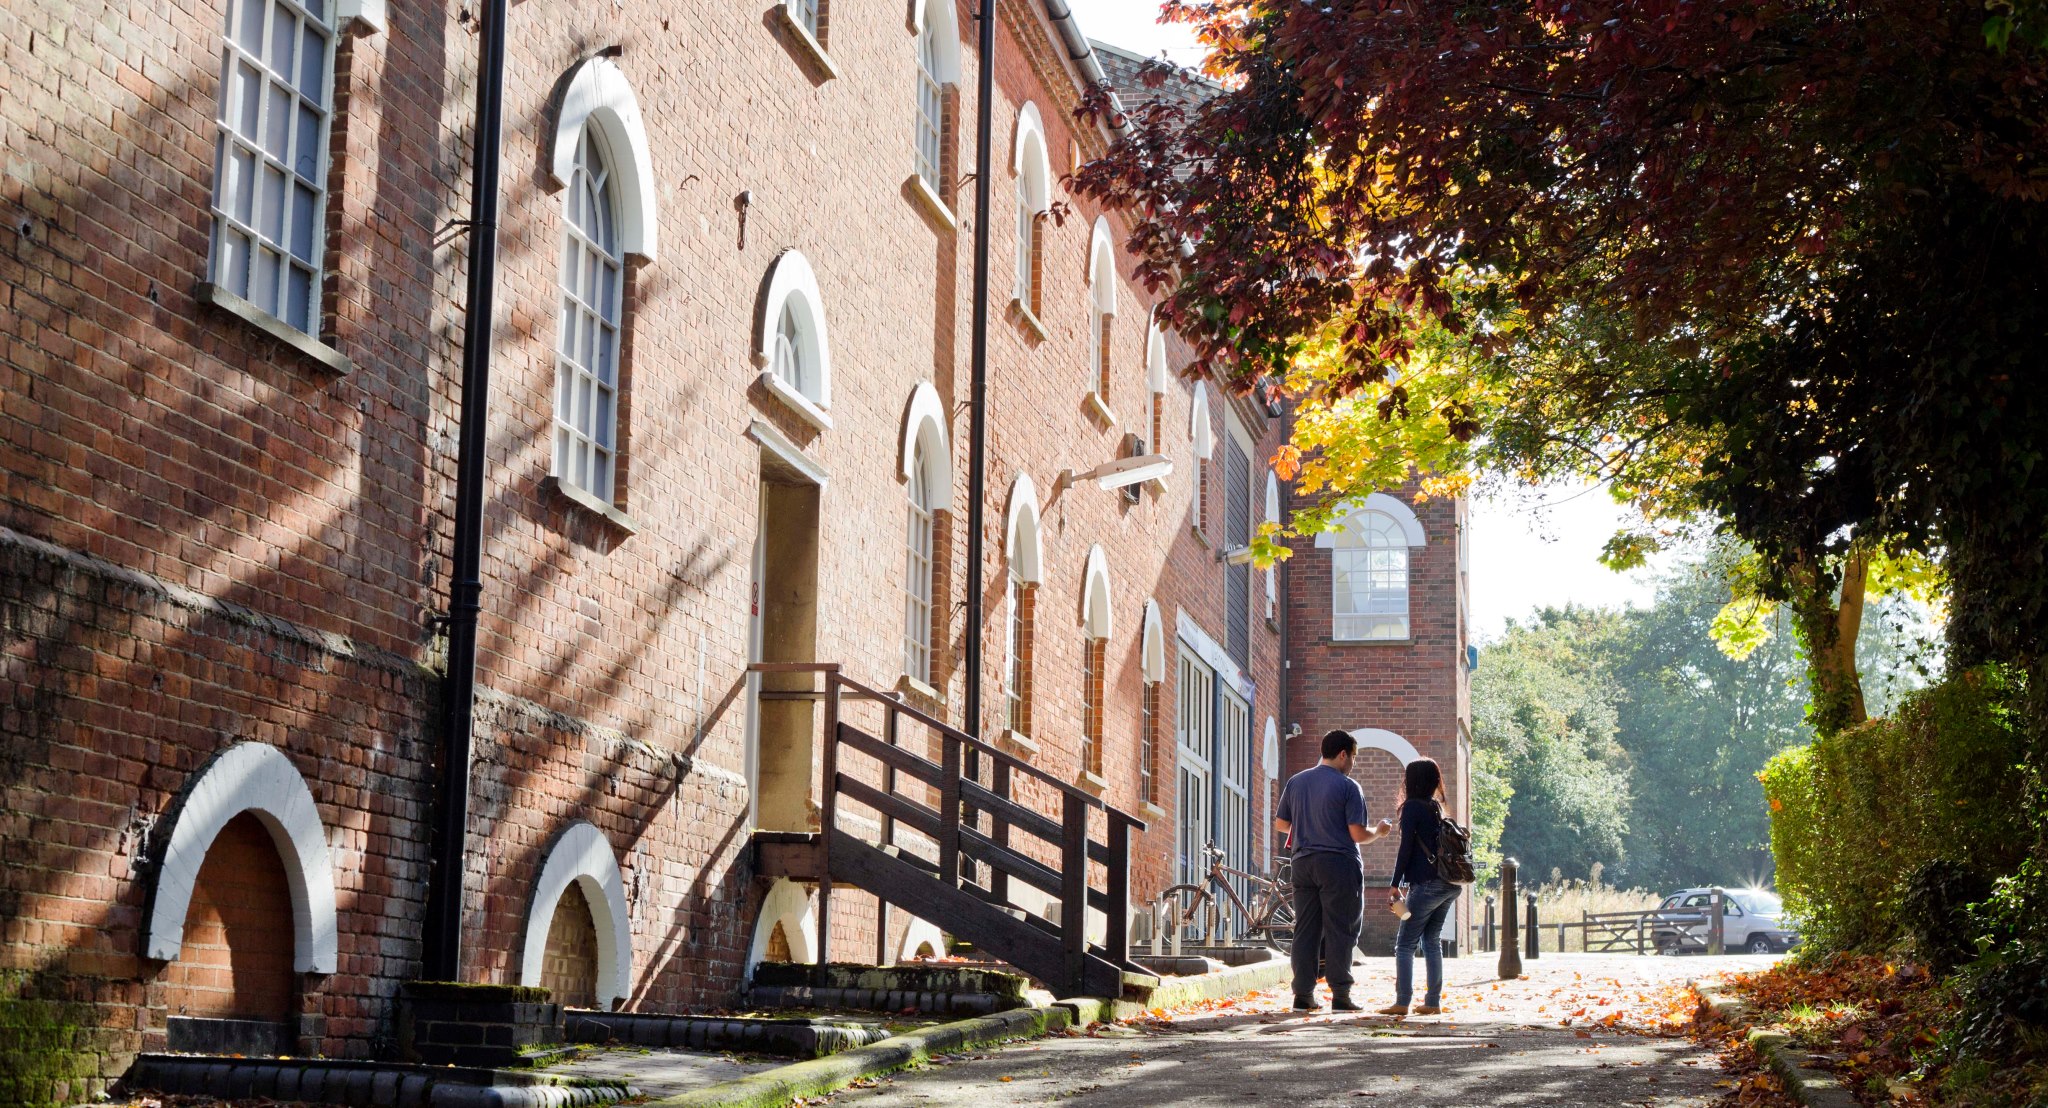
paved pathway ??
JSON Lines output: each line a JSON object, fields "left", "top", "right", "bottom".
{"left": 825, "top": 953, "right": 1778, "bottom": 1107}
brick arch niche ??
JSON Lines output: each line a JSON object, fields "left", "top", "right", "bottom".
{"left": 143, "top": 742, "right": 338, "bottom": 1046}
{"left": 519, "top": 821, "right": 633, "bottom": 1011}
{"left": 1348, "top": 728, "right": 1423, "bottom": 876}
{"left": 748, "top": 878, "right": 817, "bottom": 974}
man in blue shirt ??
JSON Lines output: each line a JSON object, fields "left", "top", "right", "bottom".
{"left": 1274, "top": 729, "right": 1392, "bottom": 1010}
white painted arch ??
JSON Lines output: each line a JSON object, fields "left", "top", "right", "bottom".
{"left": 1315, "top": 492, "right": 1427, "bottom": 548}
{"left": 549, "top": 57, "right": 659, "bottom": 261}
{"left": 1140, "top": 599, "right": 1166, "bottom": 683}
{"left": 1263, "top": 717, "right": 1281, "bottom": 779}
{"left": 521, "top": 820, "right": 633, "bottom": 1011}
{"left": 1087, "top": 216, "right": 1117, "bottom": 313}
{"left": 1350, "top": 727, "right": 1423, "bottom": 766}
{"left": 1005, "top": 473, "right": 1043, "bottom": 584}
{"left": 1013, "top": 102, "right": 1051, "bottom": 212}
{"left": 909, "top": 0, "right": 962, "bottom": 83}
{"left": 1081, "top": 544, "right": 1114, "bottom": 639}
{"left": 1145, "top": 313, "right": 1169, "bottom": 395}
{"left": 1190, "top": 384, "right": 1215, "bottom": 459}
{"left": 757, "top": 250, "right": 833, "bottom": 411}
{"left": 899, "top": 916, "right": 946, "bottom": 962}
{"left": 900, "top": 382, "right": 954, "bottom": 510}
{"left": 143, "top": 742, "right": 337, "bottom": 974}
{"left": 749, "top": 878, "right": 818, "bottom": 970}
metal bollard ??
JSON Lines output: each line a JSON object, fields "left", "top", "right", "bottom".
{"left": 1558, "top": 921, "right": 1567, "bottom": 954}
{"left": 1708, "top": 887, "right": 1726, "bottom": 956}
{"left": 1525, "top": 894, "right": 1540, "bottom": 961}
{"left": 1498, "top": 859, "right": 1523, "bottom": 979}
{"left": 1482, "top": 896, "right": 1495, "bottom": 953}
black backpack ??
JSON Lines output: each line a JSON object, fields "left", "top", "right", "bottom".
{"left": 1423, "top": 801, "right": 1477, "bottom": 885}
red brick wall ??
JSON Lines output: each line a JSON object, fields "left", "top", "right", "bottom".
{"left": 1282, "top": 481, "right": 1472, "bottom": 949}
{"left": 2, "top": 0, "right": 1302, "bottom": 1094}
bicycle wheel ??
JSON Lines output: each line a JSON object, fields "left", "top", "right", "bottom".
{"left": 1159, "top": 884, "right": 1217, "bottom": 945}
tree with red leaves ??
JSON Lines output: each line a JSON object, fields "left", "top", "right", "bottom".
{"left": 1076, "top": 0, "right": 2048, "bottom": 692}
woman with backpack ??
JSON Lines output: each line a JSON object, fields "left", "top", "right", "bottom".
{"left": 1381, "top": 757, "right": 1469, "bottom": 1016}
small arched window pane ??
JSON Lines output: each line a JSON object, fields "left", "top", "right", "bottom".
{"left": 1332, "top": 510, "right": 1410, "bottom": 640}
{"left": 772, "top": 303, "right": 808, "bottom": 397}
{"left": 903, "top": 446, "right": 937, "bottom": 684}
{"left": 1014, "top": 177, "right": 1038, "bottom": 311}
{"left": 915, "top": 21, "right": 944, "bottom": 192}
{"left": 554, "top": 129, "right": 626, "bottom": 504}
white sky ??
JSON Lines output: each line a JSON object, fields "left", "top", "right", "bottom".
{"left": 1077, "top": 3, "right": 1659, "bottom": 641}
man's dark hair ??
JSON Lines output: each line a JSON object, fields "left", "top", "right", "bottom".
{"left": 1320, "top": 729, "right": 1357, "bottom": 760}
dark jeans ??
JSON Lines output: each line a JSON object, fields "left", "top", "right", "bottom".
{"left": 1392, "top": 878, "right": 1461, "bottom": 1007}
{"left": 1289, "top": 850, "right": 1364, "bottom": 998}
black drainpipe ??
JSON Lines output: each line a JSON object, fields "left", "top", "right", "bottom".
{"left": 424, "top": 0, "right": 508, "bottom": 983}
{"left": 962, "top": 0, "right": 995, "bottom": 740}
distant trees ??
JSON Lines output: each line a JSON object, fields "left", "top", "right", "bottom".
{"left": 1472, "top": 547, "right": 1935, "bottom": 892}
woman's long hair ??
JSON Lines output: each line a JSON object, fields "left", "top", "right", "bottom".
{"left": 1403, "top": 757, "right": 1444, "bottom": 803}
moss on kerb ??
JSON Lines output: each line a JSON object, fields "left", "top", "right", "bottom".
{"left": 401, "top": 980, "right": 555, "bottom": 1004}
{"left": 0, "top": 975, "right": 109, "bottom": 1108}
{"left": 750, "top": 962, "right": 1031, "bottom": 999}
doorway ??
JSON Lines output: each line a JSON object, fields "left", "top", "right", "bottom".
{"left": 748, "top": 462, "right": 821, "bottom": 833}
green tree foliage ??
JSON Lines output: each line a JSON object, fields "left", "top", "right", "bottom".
{"left": 1605, "top": 556, "right": 1812, "bottom": 889}
{"left": 1471, "top": 609, "right": 1632, "bottom": 881}
{"left": 1760, "top": 667, "right": 2034, "bottom": 954}
{"left": 1075, "top": 0, "right": 2048, "bottom": 670}
{"left": 1470, "top": 545, "right": 1938, "bottom": 892}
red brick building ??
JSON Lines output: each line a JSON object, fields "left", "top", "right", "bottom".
{"left": 0, "top": 1, "right": 1466, "bottom": 1101}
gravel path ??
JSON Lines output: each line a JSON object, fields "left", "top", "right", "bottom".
{"left": 823, "top": 953, "right": 1778, "bottom": 1108}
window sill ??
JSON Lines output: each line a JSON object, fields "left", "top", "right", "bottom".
{"left": 1074, "top": 769, "right": 1108, "bottom": 796}
{"left": 757, "top": 369, "right": 833, "bottom": 431}
{"left": 1189, "top": 524, "right": 1210, "bottom": 548}
{"left": 197, "top": 282, "right": 352, "bottom": 376}
{"left": 1139, "top": 800, "right": 1167, "bottom": 821}
{"left": 999, "top": 728, "right": 1039, "bottom": 758}
{"left": 1009, "top": 298, "right": 1048, "bottom": 342}
{"left": 1328, "top": 636, "right": 1416, "bottom": 647}
{"left": 544, "top": 475, "right": 641, "bottom": 534}
{"left": 897, "top": 674, "right": 943, "bottom": 704}
{"left": 905, "top": 174, "right": 957, "bottom": 232}
{"left": 774, "top": 5, "right": 839, "bottom": 80}
{"left": 1085, "top": 392, "right": 1117, "bottom": 427}
{"left": 1265, "top": 615, "right": 1282, "bottom": 635}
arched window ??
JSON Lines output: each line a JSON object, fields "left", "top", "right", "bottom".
{"left": 1146, "top": 315, "right": 1169, "bottom": 450}
{"left": 1139, "top": 600, "right": 1166, "bottom": 807}
{"left": 553, "top": 129, "right": 625, "bottom": 503}
{"left": 1332, "top": 512, "right": 1411, "bottom": 640}
{"left": 1189, "top": 384, "right": 1215, "bottom": 533}
{"left": 1079, "top": 546, "right": 1114, "bottom": 780}
{"left": 904, "top": 442, "right": 937, "bottom": 685}
{"left": 912, "top": 0, "right": 961, "bottom": 198}
{"left": 901, "top": 384, "right": 953, "bottom": 686}
{"left": 209, "top": 0, "right": 338, "bottom": 334}
{"left": 1013, "top": 104, "right": 1050, "bottom": 319}
{"left": 757, "top": 251, "right": 832, "bottom": 429}
{"left": 1004, "top": 475, "right": 1044, "bottom": 739}
{"left": 1318, "top": 493, "right": 1426, "bottom": 641}
{"left": 1087, "top": 217, "right": 1117, "bottom": 409}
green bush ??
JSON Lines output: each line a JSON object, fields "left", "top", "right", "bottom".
{"left": 1761, "top": 666, "right": 2032, "bottom": 956}
{"left": 1899, "top": 859, "right": 1993, "bottom": 975}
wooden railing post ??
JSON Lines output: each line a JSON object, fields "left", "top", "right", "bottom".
{"left": 1060, "top": 795, "right": 1088, "bottom": 995}
{"left": 815, "top": 667, "right": 843, "bottom": 983}
{"left": 1708, "top": 887, "right": 1726, "bottom": 956}
{"left": 990, "top": 759, "right": 1012, "bottom": 904}
{"left": 877, "top": 697, "right": 899, "bottom": 966}
{"left": 938, "top": 734, "right": 961, "bottom": 886}
{"left": 1105, "top": 812, "right": 1131, "bottom": 967}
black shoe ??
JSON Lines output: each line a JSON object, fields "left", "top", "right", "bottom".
{"left": 1331, "top": 995, "right": 1364, "bottom": 1012}
{"left": 1292, "top": 995, "right": 1321, "bottom": 1011}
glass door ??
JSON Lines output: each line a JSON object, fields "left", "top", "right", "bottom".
{"left": 1175, "top": 653, "right": 1214, "bottom": 888}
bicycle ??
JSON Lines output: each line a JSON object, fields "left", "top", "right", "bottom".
{"left": 1159, "top": 843, "right": 1296, "bottom": 953}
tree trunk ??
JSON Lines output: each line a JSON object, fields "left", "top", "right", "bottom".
{"left": 1788, "top": 547, "right": 1870, "bottom": 736}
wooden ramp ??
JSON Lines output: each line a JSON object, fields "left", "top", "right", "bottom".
{"left": 752, "top": 665, "right": 1156, "bottom": 999}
